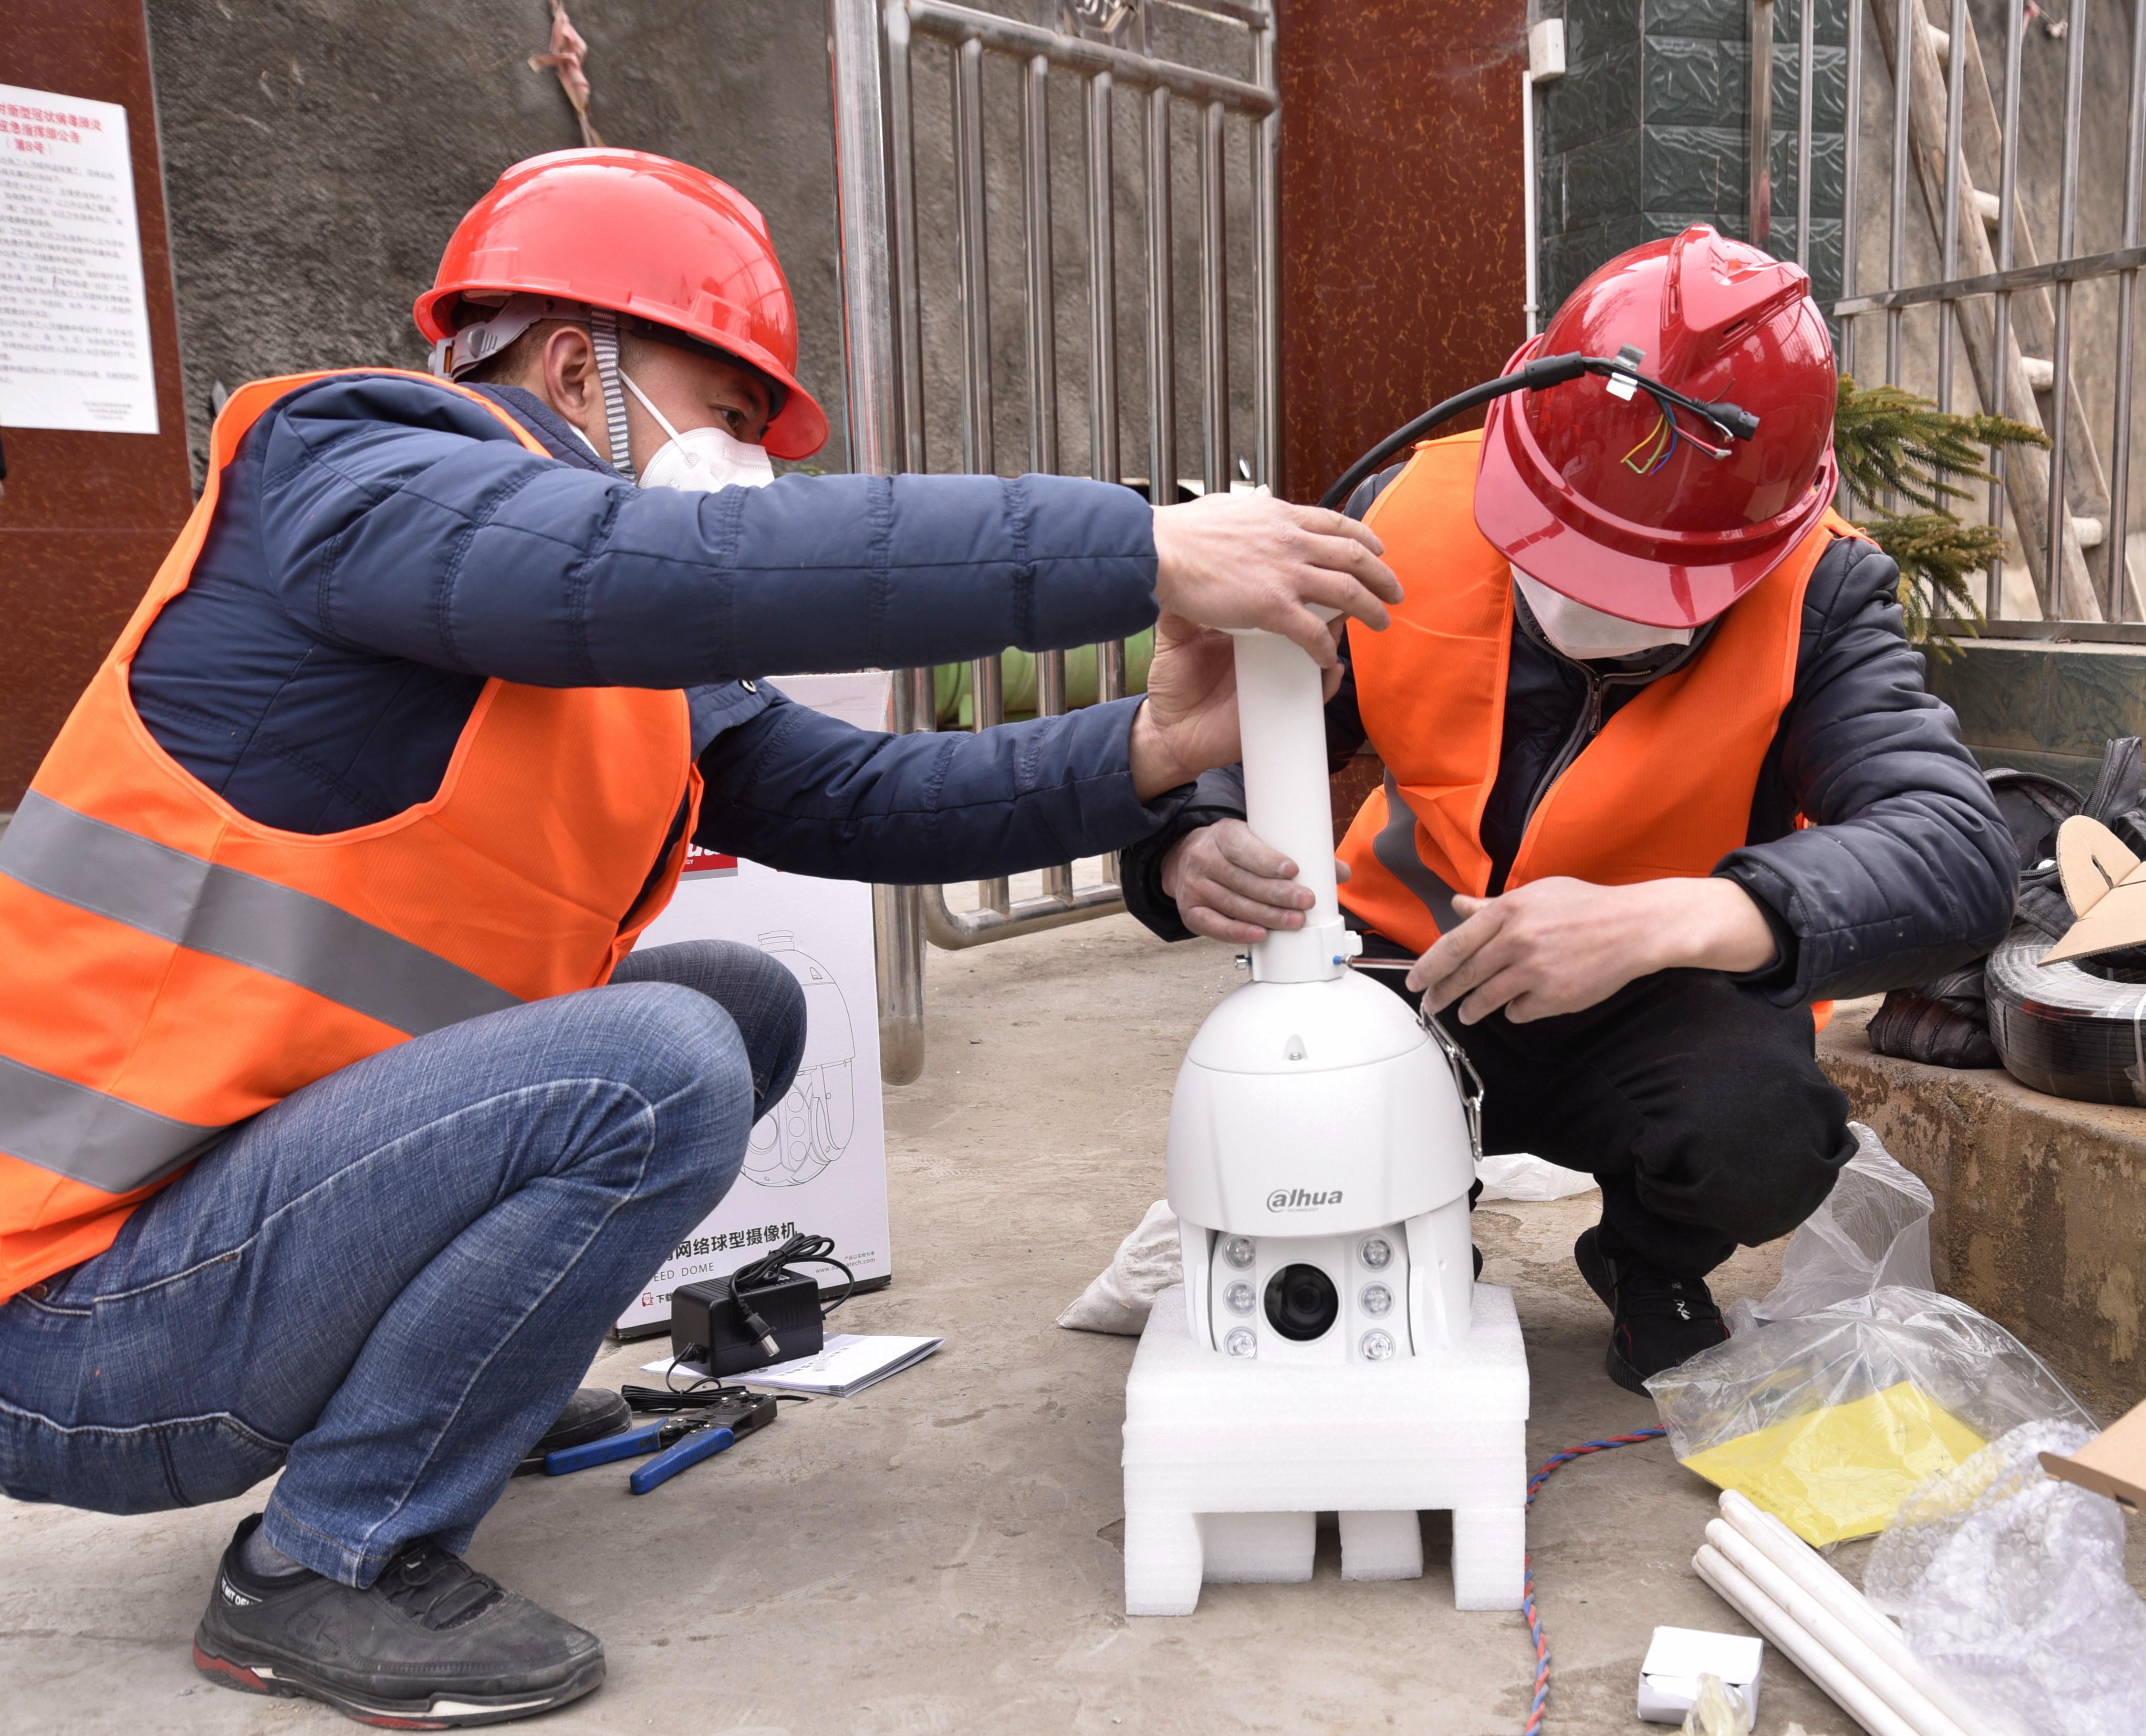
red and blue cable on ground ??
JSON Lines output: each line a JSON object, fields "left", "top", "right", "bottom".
{"left": 1520, "top": 1428, "right": 1669, "bottom": 1736}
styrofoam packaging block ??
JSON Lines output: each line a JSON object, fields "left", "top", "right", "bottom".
{"left": 1123, "top": 1285, "right": 1530, "bottom": 1616}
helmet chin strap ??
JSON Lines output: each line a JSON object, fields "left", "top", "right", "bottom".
{"left": 587, "top": 308, "right": 635, "bottom": 479}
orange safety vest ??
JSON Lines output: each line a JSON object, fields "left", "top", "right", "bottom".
{"left": 1335, "top": 432, "right": 1853, "bottom": 1001}
{"left": 0, "top": 371, "right": 700, "bottom": 1302}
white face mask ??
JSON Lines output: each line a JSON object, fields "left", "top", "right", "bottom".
{"left": 618, "top": 370, "right": 775, "bottom": 492}
{"left": 1511, "top": 565, "right": 1693, "bottom": 661}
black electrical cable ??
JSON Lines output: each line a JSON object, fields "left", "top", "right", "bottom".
{"left": 621, "top": 1373, "right": 812, "bottom": 1412}
{"left": 732, "top": 1232, "right": 855, "bottom": 1319}
{"left": 1315, "top": 350, "right": 1761, "bottom": 513}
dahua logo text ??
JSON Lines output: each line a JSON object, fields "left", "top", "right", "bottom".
{"left": 1266, "top": 1187, "right": 1343, "bottom": 1211}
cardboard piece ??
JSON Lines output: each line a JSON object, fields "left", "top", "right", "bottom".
{"left": 613, "top": 672, "right": 894, "bottom": 1335}
{"left": 2042, "top": 815, "right": 2146, "bottom": 963}
{"left": 2041, "top": 1395, "right": 2146, "bottom": 1512}
{"left": 1636, "top": 1626, "right": 1762, "bottom": 1727}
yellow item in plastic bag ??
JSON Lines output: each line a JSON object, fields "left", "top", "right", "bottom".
{"left": 1678, "top": 1380, "right": 1985, "bottom": 1546}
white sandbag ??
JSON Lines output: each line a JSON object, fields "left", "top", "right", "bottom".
{"left": 1474, "top": 1150, "right": 1596, "bottom": 1202}
{"left": 1057, "top": 1199, "right": 1182, "bottom": 1335}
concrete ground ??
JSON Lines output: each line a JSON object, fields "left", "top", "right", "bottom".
{"left": 4, "top": 905, "right": 2084, "bottom": 1736}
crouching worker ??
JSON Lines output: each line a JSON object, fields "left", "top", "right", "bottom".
{"left": 0, "top": 148, "right": 1401, "bottom": 1726}
{"left": 1124, "top": 228, "right": 2013, "bottom": 1395}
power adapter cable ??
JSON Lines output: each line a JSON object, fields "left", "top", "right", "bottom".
{"left": 1520, "top": 1427, "right": 1669, "bottom": 1736}
{"left": 726, "top": 1232, "right": 855, "bottom": 1355}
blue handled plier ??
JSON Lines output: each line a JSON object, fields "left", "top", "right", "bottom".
{"left": 542, "top": 1414, "right": 736, "bottom": 1494}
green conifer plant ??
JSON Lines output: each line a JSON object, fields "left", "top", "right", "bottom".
{"left": 1831, "top": 374, "right": 2048, "bottom": 652}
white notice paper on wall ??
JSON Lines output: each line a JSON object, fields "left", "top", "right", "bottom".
{"left": 615, "top": 671, "right": 894, "bottom": 1334}
{"left": 0, "top": 85, "right": 158, "bottom": 434}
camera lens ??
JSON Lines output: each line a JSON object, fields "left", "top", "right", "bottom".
{"left": 1262, "top": 1262, "right": 1340, "bottom": 1341}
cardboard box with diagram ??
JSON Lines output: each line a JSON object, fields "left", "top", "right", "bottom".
{"left": 615, "top": 672, "right": 893, "bottom": 1335}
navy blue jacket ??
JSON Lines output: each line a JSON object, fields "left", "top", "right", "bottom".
{"left": 129, "top": 374, "right": 1186, "bottom": 884}
{"left": 1121, "top": 465, "right": 2017, "bottom": 1006}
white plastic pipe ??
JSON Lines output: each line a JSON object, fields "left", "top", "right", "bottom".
{"left": 1693, "top": 1545, "right": 1923, "bottom": 1736}
{"left": 1703, "top": 1522, "right": 1970, "bottom": 1736}
{"left": 1231, "top": 627, "right": 1345, "bottom": 984}
{"left": 1715, "top": 1494, "right": 2004, "bottom": 1736}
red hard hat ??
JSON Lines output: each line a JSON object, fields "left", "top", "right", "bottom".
{"left": 1473, "top": 225, "right": 1837, "bottom": 627}
{"left": 416, "top": 148, "right": 830, "bottom": 460}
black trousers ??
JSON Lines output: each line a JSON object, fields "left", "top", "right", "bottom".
{"left": 1360, "top": 935, "right": 1855, "bottom": 1279}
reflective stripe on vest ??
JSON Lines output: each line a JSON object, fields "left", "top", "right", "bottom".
{"left": 1334, "top": 431, "right": 1854, "bottom": 956}
{"left": 1, "top": 792, "right": 521, "bottom": 1037}
{"left": 0, "top": 369, "right": 700, "bottom": 1301}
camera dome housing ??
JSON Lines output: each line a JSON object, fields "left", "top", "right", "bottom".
{"left": 1165, "top": 629, "right": 1480, "bottom": 1366}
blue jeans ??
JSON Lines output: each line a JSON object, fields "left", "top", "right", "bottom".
{"left": 0, "top": 940, "right": 804, "bottom": 1587}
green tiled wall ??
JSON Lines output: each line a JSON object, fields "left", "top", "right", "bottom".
{"left": 1924, "top": 641, "right": 2146, "bottom": 796}
{"left": 1534, "top": 0, "right": 1847, "bottom": 313}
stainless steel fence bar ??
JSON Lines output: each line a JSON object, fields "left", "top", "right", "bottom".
{"left": 1937, "top": 0, "right": 1967, "bottom": 423}
{"left": 2049, "top": 0, "right": 2087, "bottom": 617}
{"left": 1084, "top": 70, "right": 1120, "bottom": 488}
{"left": 1083, "top": 65, "right": 1126, "bottom": 894}
{"left": 1022, "top": 52, "right": 1059, "bottom": 478}
{"left": 885, "top": 3, "right": 926, "bottom": 474}
{"left": 1833, "top": 242, "right": 2146, "bottom": 312}
{"left": 1886, "top": 0, "right": 1913, "bottom": 393}
{"left": 1022, "top": 49, "right": 1074, "bottom": 905}
{"left": 1841, "top": 0, "right": 1864, "bottom": 387}
{"left": 1250, "top": 15, "right": 1279, "bottom": 486}
{"left": 1146, "top": 83, "right": 1177, "bottom": 506}
{"left": 2110, "top": 0, "right": 2146, "bottom": 618}
{"left": 1989, "top": 0, "right": 2024, "bottom": 614}
{"left": 1750, "top": 0, "right": 1776, "bottom": 248}
{"left": 1796, "top": 0, "right": 1814, "bottom": 267}
{"left": 829, "top": 0, "right": 925, "bottom": 1083}
{"left": 1198, "top": 97, "right": 1230, "bottom": 496}
{"left": 950, "top": 34, "right": 1008, "bottom": 919}
{"left": 903, "top": 0, "right": 1276, "bottom": 112}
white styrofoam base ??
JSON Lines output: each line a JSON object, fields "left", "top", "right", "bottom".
{"left": 1122, "top": 1284, "right": 1530, "bottom": 1616}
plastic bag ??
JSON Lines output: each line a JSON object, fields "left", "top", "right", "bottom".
{"left": 1056, "top": 1199, "right": 1180, "bottom": 1335}
{"left": 1865, "top": 1419, "right": 2146, "bottom": 1736}
{"left": 1724, "top": 1123, "right": 1933, "bottom": 1335}
{"left": 1474, "top": 1149, "right": 1596, "bottom": 1203}
{"left": 1647, "top": 1286, "right": 2094, "bottom": 1546}
{"left": 1678, "top": 1675, "right": 1750, "bottom": 1736}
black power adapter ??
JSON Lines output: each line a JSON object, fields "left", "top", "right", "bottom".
{"left": 671, "top": 1268, "right": 823, "bottom": 1377}
{"left": 669, "top": 1232, "right": 855, "bottom": 1377}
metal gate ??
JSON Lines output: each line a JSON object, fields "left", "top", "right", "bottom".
{"left": 828, "top": 0, "right": 1280, "bottom": 1081}
{"left": 1826, "top": 0, "right": 2146, "bottom": 633}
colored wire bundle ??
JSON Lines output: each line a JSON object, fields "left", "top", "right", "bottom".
{"left": 1521, "top": 1427, "right": 1669, "bottom": 1736}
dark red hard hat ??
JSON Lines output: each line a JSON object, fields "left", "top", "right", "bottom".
{"left": 415, "top": 148, "right": 829, "bottom": 459}
{"left": 1474, "top": 225, "right": 1837, "bottom": 627}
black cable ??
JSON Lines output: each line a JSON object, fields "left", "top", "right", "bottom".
{"left": 732, "top": 1232, "right": 855, "bottom": 1319}
{"left": 620, "top": 1369, "right": 812, "bottom": 1412}
{"left": 1315, "top": 350, "right": 1760, "bottom": 513}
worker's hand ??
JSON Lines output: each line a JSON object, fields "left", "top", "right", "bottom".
{"left": 1128, "top": 613, "right": 1239, "bottom": 800}
{"left": 1159, "top": 819, "right": 1354, "bottom": 945}
{"left": 1130, "top": 614, "right": 1352, "bottom": 803}
{"left": 1406, "top": 876, "right": 1778, "bottom": 1024}
{"left": 1150, "top": 489, "right": 1401, "bottom": 667}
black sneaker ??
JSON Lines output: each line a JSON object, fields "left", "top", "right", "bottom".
{"left": 1573, "top": 1226, "right": 1729, "bottom": 1395}
{"left": 193, "top": 1516, "right": 604, "bottom": 1727}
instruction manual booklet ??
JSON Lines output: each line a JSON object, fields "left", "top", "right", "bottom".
{"left": 647, "top": 1333, "right": 943, "bottom": 1397}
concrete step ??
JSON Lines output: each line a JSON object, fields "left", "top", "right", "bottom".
{"left": 1820, "top": 998, "right": 2146, "bottom": 1420}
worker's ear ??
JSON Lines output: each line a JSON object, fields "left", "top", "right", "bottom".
{"left": 536, "top": 324, "right": 604, "bottom": 445}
